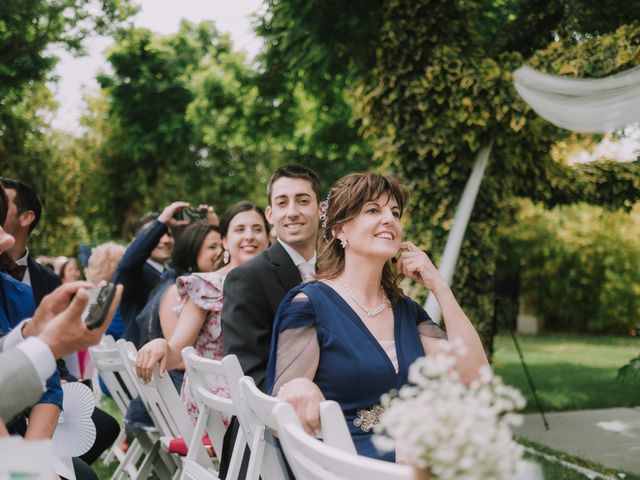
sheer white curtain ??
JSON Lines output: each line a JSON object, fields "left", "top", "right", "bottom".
{"left": 513, "top": 65, "right": 640, "bottom": 133}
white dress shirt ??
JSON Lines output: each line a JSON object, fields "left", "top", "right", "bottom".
{"left": 277, "top": 239, "right": 316, "bottom": 282}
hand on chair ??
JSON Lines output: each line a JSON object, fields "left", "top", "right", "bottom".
{"left": 136, "top": 338, "right": 168, "bottom": 383}
{"left": 277, "top": 378, "right": 325, "bottom": 436}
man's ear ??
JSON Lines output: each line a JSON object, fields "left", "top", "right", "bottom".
{"left": 19, "top": 210, "right": 36, "bottom": 230}
{"left": 265, "top": 205, "right": 274, "bottom": 225}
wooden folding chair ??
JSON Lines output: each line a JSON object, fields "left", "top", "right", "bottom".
{"left": 117, "top": 340, "right": 212, "bottom": 480}
{"left": 89, "top": 336, "right": 147, "bottom": 479}
{"left": 180, "top": 348, "right": 247, "bottom": 480}
{"left": 273, "top": 401, "right": 413, "bottom": 480}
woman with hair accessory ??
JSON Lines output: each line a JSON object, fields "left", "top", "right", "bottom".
{"left": 266, "top": 172, "right": 488, "bottom": 462}
{"left": 136, "top": 201, "right": 270, "bottom": 424}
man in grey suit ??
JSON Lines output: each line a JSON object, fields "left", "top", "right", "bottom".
{"left": 0, "top": 280, "right": 122, "bottom": 425}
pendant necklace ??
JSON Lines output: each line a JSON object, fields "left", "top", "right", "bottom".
{"left": 340, "top": 280, "right": 390, "bottom": 317}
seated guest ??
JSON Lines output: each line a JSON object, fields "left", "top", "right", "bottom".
{"left": 113, "top": 202, "right": 189, "bottom": 348}
{"left": 267, "top": 172, "right": 489, "bottom": 462}
{"left": 59, "top": 257, "right": 83, "bottom": 283}
{"left": 135, "top": 201, "right": 270, "bottom": 425}
{"left": 124, "top": 222, "right": 223, "bottom": 431}
{"left": 0, "top": 179, "right": 119, "bottom": 477}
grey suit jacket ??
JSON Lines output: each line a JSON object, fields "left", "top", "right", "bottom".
{"left": 0, "top": 336, "right": 45, "bottom": 423}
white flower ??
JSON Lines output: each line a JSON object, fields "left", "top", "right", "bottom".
{"left": 374, "top": 344, "right": 526, "bottom": 480}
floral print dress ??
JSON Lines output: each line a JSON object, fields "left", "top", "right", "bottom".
{"left": 175, "top": 272, "right": 230, "bottom": 426}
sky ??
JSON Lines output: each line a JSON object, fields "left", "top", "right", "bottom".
{"left": 50, "top": 0, "right": 638, "bottom": 162}
{"left": 50, "top": 0, "right": 264, "bottom": 133}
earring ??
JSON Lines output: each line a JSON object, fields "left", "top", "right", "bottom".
{"left": 223, "top": 250, "right": 230, "bottom": 264}
{"left": 340, "top": 237, "right": 348, "bottom": 249}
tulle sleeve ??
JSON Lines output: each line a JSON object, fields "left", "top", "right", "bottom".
{"left": 411, "top": 298, "right": 448, "bottom": 340}
{"left": 266, "top": 287, "right": 319, "bottom": 395}
{"left": 176, "top": 272, "right": 224, "bottom": 313}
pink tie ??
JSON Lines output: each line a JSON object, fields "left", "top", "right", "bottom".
{"left": 299, "top": 262, "right": 315, "bottom": 282}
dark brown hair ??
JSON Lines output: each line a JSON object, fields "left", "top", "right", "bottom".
{"left": 266, "top": 164, "right": 321, "bottom": 206}
{"left": 316, "top": 172, "right": 409, "bottom": 304}
{"left": 0, "top": 186, "right": 8, "bottom": 225}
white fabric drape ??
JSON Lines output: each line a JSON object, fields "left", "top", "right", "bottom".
{"left": 513, "top": 65, "right": 640, "bottom": 133}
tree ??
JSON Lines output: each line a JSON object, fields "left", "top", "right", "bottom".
{"left": 257, "top": 0, "right": 640, "bottom": 347}
{"left": 0, "top": 0, "right": 135, "bottom": 254}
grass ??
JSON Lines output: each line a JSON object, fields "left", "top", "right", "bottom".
{"left": 492, "top": 332, "right": 640, "bottom": 412}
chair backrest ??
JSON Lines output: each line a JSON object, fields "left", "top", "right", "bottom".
{"left": 116, "top": 340, "right": 210, "bottom": 466}
{"left": 274, "top": 402, "right": 413, "bottom": 480}
{"left": 180, "top": 348, "right": 245, "bottom": 462}
{"left": 237, "top": 376, "right": 291, "bottom": 480}
{"left": 88, "top": 335, "right": 137, "bottom": 416}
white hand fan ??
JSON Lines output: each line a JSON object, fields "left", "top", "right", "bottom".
{"left": 51, "top": 382, "right": 97, "bottom": 457}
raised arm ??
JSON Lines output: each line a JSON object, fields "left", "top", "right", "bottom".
{"left": 396, "top": 241, "right": 489, "bottom": 383}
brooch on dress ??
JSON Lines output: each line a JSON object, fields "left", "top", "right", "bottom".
{"left": 353, "top": 405, "right": 386, "bottom": 432}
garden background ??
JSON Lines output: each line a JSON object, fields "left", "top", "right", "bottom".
{"left": 2, "top": 1, "right": 640, "bottom": 477}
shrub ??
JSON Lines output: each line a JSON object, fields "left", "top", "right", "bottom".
{"left": 500, "top": 200, "right": 640, "bottom": 334}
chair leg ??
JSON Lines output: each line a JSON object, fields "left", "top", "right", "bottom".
{"left": 112, "top": 439, "right": 143, "bottom": 480}
{"left": 103, "top": 429, "right": 127, "bottom": 464}
{"left": 246, "top": 426, "right": 266, "bottom": 480}
{"left": 136, "top": 441, "right": 161, "bottom": 480}
{"left": 225, "top": 428, "right": 246, "bottom": 480}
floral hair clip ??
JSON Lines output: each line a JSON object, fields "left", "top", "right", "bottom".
{"left": 319, "top": 191, "right": 332, "bottom": 229}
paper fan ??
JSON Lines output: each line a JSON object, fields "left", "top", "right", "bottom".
{"left": 51, "top": 382, "right": 97, "bottom": 457}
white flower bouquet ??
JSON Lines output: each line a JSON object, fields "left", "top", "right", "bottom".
{"left": 373, "top": 342, "right": 527, "bottom": 480}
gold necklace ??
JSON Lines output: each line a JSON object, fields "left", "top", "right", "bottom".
{"left": 339, "top": 280, "right": 390, "bottom": 317}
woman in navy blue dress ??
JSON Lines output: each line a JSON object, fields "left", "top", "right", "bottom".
{"left": 266, "top": 172, "right": 488, "bottom": 462}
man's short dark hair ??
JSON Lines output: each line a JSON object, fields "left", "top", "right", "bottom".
{"left": 266, "top": 164, "right": 321, "bottom": 206}
{"left": 131, "top": 212, "right": 159, "bottom": 237}
{"left": 0, "top": 178, "right": 42, "bottom": 233}
{"left": 0, "top": 186, "right": 8, "bottom": 225}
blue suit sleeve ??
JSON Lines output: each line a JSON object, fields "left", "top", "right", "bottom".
{"left": 38, "top": 370, "right": 63, "bottom": 409}
{"left": 113, "top": 220, "right": 168, "bottom": 299}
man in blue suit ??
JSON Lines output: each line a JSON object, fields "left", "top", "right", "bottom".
{"left": 112, "top": 201, "right": 189, "bottom": 348}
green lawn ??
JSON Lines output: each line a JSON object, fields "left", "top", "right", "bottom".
{"left": 492, "top": 333, "right": 640, "bottom": 412}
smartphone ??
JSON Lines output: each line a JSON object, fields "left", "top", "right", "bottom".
{"left": 173, "top": 206, "right": 208, "bottom": 222}
{"left": 81, "top": 283, "right": 117, "bottom": 330}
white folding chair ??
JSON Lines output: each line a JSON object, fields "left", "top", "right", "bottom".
{"left": 236, "top": 376, "right": 291, "bottom": 480}
{"left": 89, "top": 336, "right": 146, "bottom": 479}
{"left": 274, "top": 401, "right": 413, "bottom": 480}
{"left": 180, "top": 348, "right": 247, "bottom": 480}
{"left": 117, "top": 340, "right": 212, "bottom": 480}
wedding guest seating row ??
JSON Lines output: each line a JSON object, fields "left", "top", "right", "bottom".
{"left": 91, "top": 338, "right": 541, "bottom": 480}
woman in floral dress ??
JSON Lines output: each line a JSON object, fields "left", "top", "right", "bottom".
{"left": 136, "top": 201, "right": 270, "bottom": 424}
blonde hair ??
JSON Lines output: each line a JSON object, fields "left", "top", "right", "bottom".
{"left": 85, "top": 242, "right": 126, "bottom": 284}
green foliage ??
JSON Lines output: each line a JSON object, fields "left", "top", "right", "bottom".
{"left": 500, "top": 199, "right": 640, "bottom": 334}
{"left": 618, "top": 354, "right": 640, "bottom": 380}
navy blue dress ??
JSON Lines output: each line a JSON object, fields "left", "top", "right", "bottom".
{"left": 267, "top": 281, "right": 444, "bottom": 462}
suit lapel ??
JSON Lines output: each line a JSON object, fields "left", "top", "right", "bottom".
{"left": 267, "top": 242, "right": 302, "bottom": 293}
{"left": 26, "top": 257, "right": 45, "bottom": 306}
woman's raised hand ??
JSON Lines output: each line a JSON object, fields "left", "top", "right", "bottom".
{"left": 395, "top": 241, "right": 447, "bottom": 293}
{"left": 277, "top": 377, "right": 326, "bottom": 436}
{"left": 136, "top": 338, "right": 168, "bottom": 383}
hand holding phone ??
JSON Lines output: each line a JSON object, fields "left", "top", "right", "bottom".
{"left": 81, "top": 283, "right": 117, "bottom": 330}
{"left": 172, "top": 206, "right": 208, "bottom": 222}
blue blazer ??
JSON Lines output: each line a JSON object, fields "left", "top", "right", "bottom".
{"left": 113, "top": 220, "right": 168, "bottom": 347}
